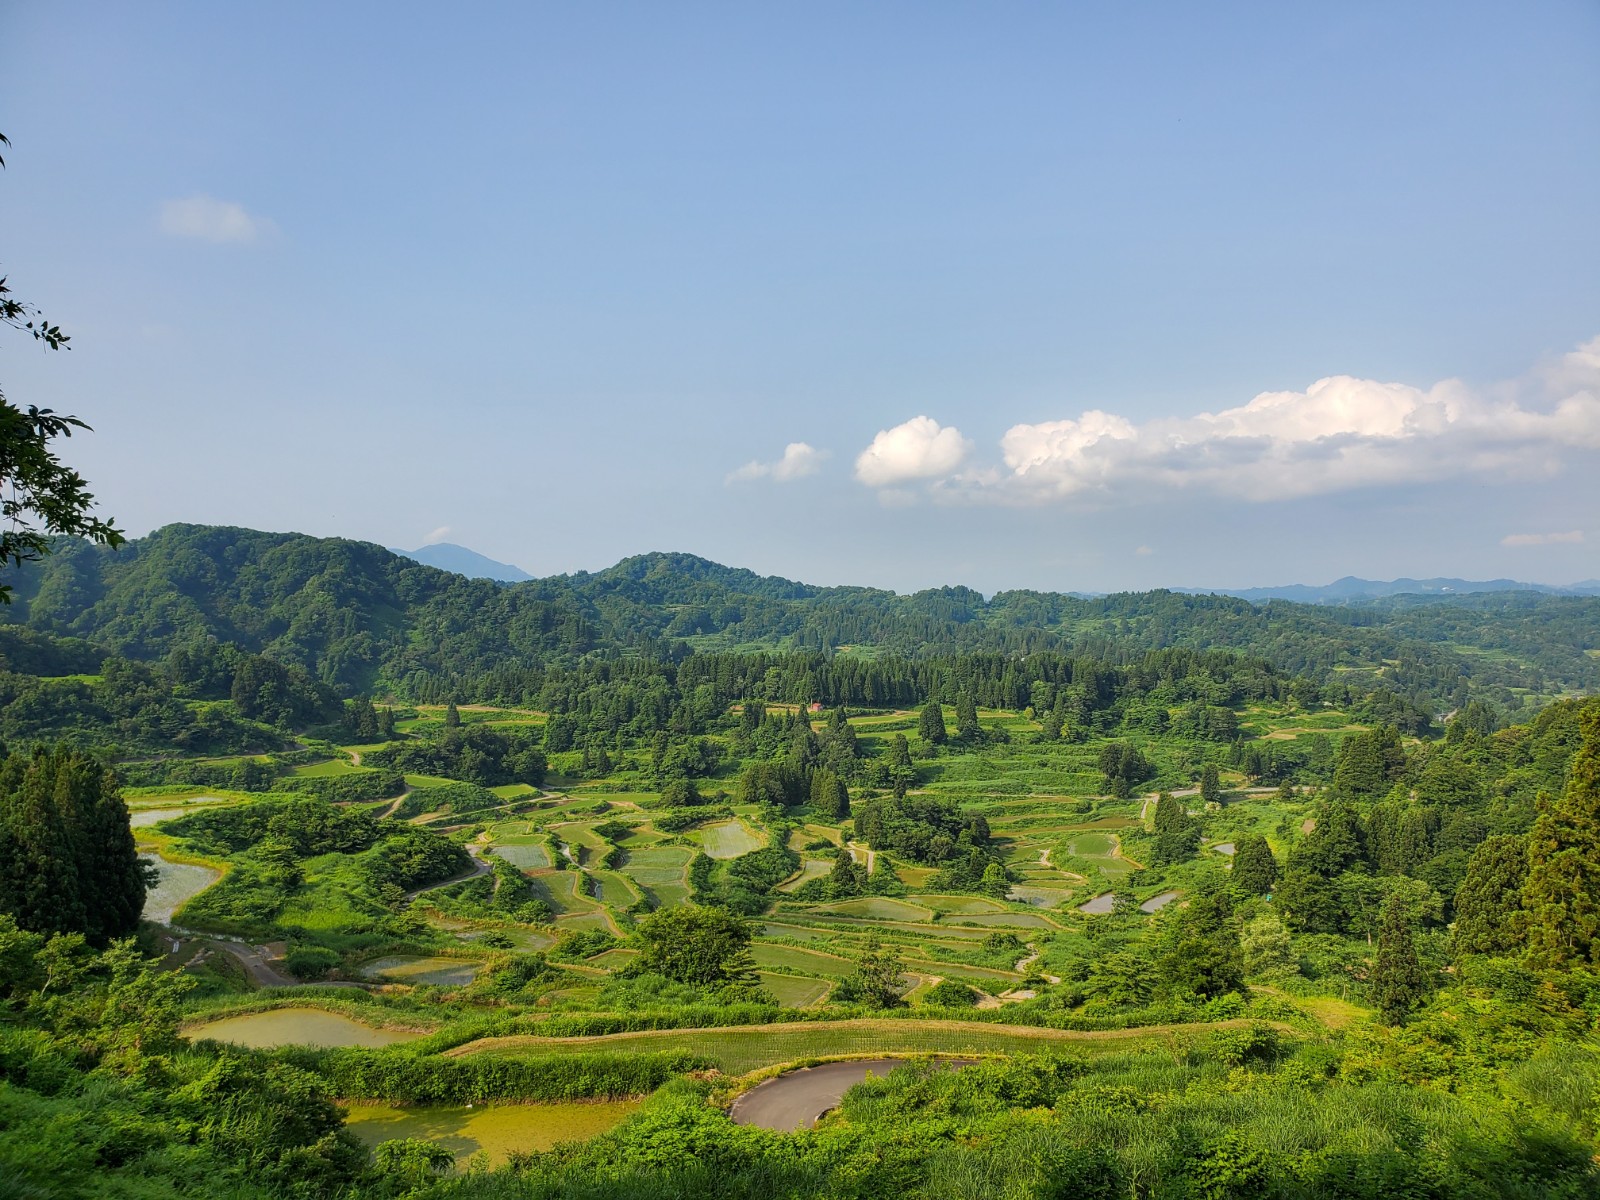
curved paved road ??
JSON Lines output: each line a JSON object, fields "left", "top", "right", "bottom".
{"left": 730, "top": 1059, "right": 911, "bottom": 1131}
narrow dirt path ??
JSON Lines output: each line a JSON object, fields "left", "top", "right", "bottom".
{"left": 404, "top": 843, "right": 491, "bottom": 902}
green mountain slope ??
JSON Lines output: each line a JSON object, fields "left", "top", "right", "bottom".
{"left": 2, "top": 523, "right": 1596, "bottom": 710}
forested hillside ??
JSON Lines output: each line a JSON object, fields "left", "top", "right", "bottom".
{"left": 4, "top": 525, "right": 1595, "bottom": 713}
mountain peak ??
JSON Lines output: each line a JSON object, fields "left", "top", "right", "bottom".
{"left": 391, "top": 543, "right": 532, "bottom": 583}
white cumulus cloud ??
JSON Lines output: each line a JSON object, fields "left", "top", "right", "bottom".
{"left": 854, "top": 416, "right": 972, "bottom": 488}
{"left": 1501, "top": 530, "right": 1584, "bottom": 547}
{"left": 159, "top": 194, "right": 276, "bottom": 243}
{"left": 865, "top": 337, "right": 1600, "bottom": 505}
{"left": 727, "top": 442, "right": 827, "bottom": 484}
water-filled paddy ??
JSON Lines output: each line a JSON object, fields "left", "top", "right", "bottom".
{"left": 1212, "top": 842, "right": 1236, "bottom": 856}
{"left": 700, "top": 820, "right": 765, "bottom": 859}
{"left": 140, "top": 853, "right": 220, "bottom": 923}
{"left": 777, "top": 859, "right": 832, "bottom": 892}
{"left": 1079, "top": 892, "right": 1115, "bottom": 915}
{"left": 359, "top": 956, "right": 481, "bottom": 986}
{"left": 752, "top": 943, "right": 854, "bottom": 977}
{"left": 1066, "top": 832, "right": 1116, "bottom": 857}
{"left": 813, "top": 897, "right": 933, "bottom": 922}
{"left": 489, "top": 842, "right": 550, "bottom": 870}
{"left": 912, "top": 894, "right": 1006, "bottom": 914}
{"left": 344, "top": 1100, "right": 641, "bottom": 1166}
{"left": 759, "top": 971, "right": 833, "bottom": 1007}
{"left": 457, "top": 928, "right": 554, "bottom": 952}
{"left": 1007, "top": 885, "right": 1074, "bottom": 908}
{"left": 1140, "top": 890, "right": 1181, "bottom": 912}
{"left": 188, "top": 1008, "right": 422, "bottom": 1049}
{"left": 945, "top": 911, "right": 1054, "bottom": 929}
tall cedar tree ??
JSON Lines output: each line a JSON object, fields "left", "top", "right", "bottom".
{"left": 1371, "top": 892, "right": 1427, "bottom": 1024}
{"left": 1231, "top": 835, "right": 1279, "bottom": 895}
{"left": 1152, "top": 792, "right": 1186, "bottom": 833}
{"left": 1200, "top": 764, "right": 1221, "bottom": 804}
{"left": 810, "top": 769, "right": 849, "bottom": 819}
{"left": 1452, "top": 834, "right": 1529, "bottom": 956}
{"left": 955, "top": 694, "right": 980, "bottom": 742}
{"left": 1522, "top": 706, "right": 1600, "bottom": 969}
{"left": 0, "top": 747, "right": 147, "bottom": 944}
{"left": 444, "top": 701, "right": 461, "bottom": 728}
{"left": 918, "top": 700, "right": 948, "bottom": 745}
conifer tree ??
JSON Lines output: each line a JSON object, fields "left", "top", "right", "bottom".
{"left": 1200, "top": 764, "right": 1221, "bottom": 804}
{"left": 1522, "top": 706, "right": 1600, "bottom": 969}
{"left": 444, "top": 701, "right": 461, "bottom": 728}
{"left": 0, "top": 747, "right": 147, "bottom": 945}
{"left": 1153, "top": 792, "right": 1185, "bottom": 833}
{"left": 827, "top": 847, "right": 865, "bottom": 898}
{"left": 810, "top": 769, "right": 849, "bottom": 819}
{"left": 955, "top": 694, "right": 980, "bottom": 742}
{"left": 1372, "top": 892, "right": 1427, "bottom": 1024}
{"left": 1453, "top": 834, "right": 1528, "bottom": 956}
{"left": 1231, "top": 834, "right": 1279, "bottom": 895}
{"left": 918, "top": 699, "right": 948, "bottom": 746}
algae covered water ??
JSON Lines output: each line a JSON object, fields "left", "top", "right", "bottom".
{"left": 343, "top": 1100, "right": 641, "bottom": 1165}
{"left": 187, "top": 1008, "right": 423, "bottom": 1049}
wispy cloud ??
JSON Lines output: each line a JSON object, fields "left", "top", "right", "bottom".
{"left": 851, "top": 336, "right": 1600, "bottom": 505}
{"left": 727, "top": 442, "right": 827, "bottom": 484}
{"left": 854, "top": 416, "right": 972, "bottom": 488}
{"left": 159, "top": 194, "right": 276, "bottom": 243}
{"left": 423, "top": 525, "right": 452, "bottom": 544}
{"left": 1501, "top": 530, "right": 1584, "bottom": 547}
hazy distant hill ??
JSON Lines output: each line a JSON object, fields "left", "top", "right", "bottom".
{"left": 390, "top": 542, "right": 532, "bottom": 582}
{"left": 1186, "top": 576, "right": 1600, "bottom": 604}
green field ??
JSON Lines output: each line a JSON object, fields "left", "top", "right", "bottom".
{"left": 758, "top": 972, "right": 833, "bottom": 1007}
{"left": 449, "top": 1019, "right": 1232, "bottom": 1075}
{"left": 699, "top": 819, "right": 765, "bottom": 859}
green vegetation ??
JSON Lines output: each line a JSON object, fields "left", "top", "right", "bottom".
{"left": 2, "top": 518, "right": 1600, "bottom": 1196}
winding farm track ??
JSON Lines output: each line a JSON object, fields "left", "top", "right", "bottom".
{"left": 404, "top": 843, "right": 491, "bottom": 902}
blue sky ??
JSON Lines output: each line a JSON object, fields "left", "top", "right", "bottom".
{"left": 4, "top": 2, "right": 1598, "bottom": 591}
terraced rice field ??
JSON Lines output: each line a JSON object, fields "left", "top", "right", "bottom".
{"left": 489, "top": 842, "right": 551, "bottom": 870}
{"left": 1140, "top": 890, "right": 1181, "bottom": 913}
{"left": 812, "top": 898, "right": 933, "bottom": 922}
{"left": 1007, "top": 885, "right": 1075, "bottom": 908}
{"left": 793, "top": 915, "right": 993, "bottom": 939}
{"left": 618, "top": 846, "right": 693, "bottom": 907}
{"left": 531, "top": 870, "right": 600, "bottom": 914}
{"left": 911, "top": 894, "right": 1007, "bottom": 914}
{"left": 448, "top": 1019, "right": 1210, "bottom": 1075}
{"left": 777, "top": 859, "right": 832, "bottom": 892}
{"left": 751, "top": 943, "right": 855, "bottom": 978}
{"left": 700, "top": 820, "right": 765, "bottom": 859}
{"left": 592, "top": 870, "right": 642, "bottom": 907}
{"left": 943, "top": 911, "right": 1057, "bottom": 929}
{"left": 761, "top": 922, "right": 838, "bottom": 942}
{"left": 759, "top": 972, "right": 833, "bottom": 1007}
{"left": 585, "top": 949, "right": 639, "bottom": 970}
{"left": 359, "top": 956, "right": 481, "bottom": 986}
{"left": 344, "top": 1100, "right": 639, "bottom": 1166}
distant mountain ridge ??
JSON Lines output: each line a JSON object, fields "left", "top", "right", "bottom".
{"left": 1183, "top": 576, "right": 1600, "bottom": 604}
{"left": 3, "top": 525, "right": 1597, "bottom": 707}
{"left": 390, "top": 542, "right": 532, "bottom": 582}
